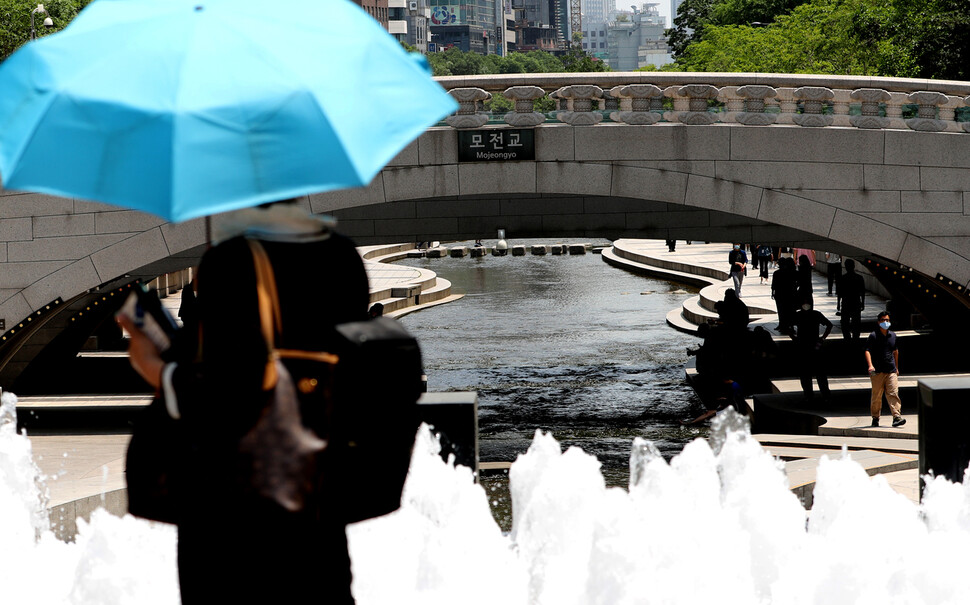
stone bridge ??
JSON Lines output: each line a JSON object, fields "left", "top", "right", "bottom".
{"left": 2, "top": 72, "right": 970, "bottom": 389}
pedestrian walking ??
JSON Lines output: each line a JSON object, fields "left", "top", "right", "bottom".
{"left": 836, "top": 259, "right": 865, "bottom": 340}
{"left": 729, "top": 243, "right": 748, "bottom": 298}
{"left": 824, "top": 252, "right": 842, "bottom": 296}
{"left": 756, "top": 244, "right": 773, "bottom": 284}
{"left": 865, "top": 311, "right": 906, "bottom": 427}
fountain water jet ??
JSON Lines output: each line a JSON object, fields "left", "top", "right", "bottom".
{"left": 3, "top": 392, "right": 970, "bottom": 604}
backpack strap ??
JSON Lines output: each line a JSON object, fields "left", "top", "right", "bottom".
{"left": 246, "top": 239, "right": 340, "bottom": 391}
{"left": 247, "top": 238, "right": 283, "bottom": 391}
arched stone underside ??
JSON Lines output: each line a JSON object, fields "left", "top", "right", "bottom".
{"left": 309, "top": 125, "right": 970, "bottom": 290}
{"left": 3, "top": 121, "right": 970, "bottom": 385}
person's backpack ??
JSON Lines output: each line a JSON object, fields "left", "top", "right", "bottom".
{"left": 247, "top": 240, "right": 423, "bottom": 524}
{"left": 325, "top": 317, "right": 423, "bottom": 523}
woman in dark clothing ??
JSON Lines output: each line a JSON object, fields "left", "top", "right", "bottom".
{"left": 121, "top": 201, "right": 368, "bottom": 604}
{"left": 771, "top": 257, "right": 798, "bottom": 334}
{"left": 796, "top": 254, "right": 814, "bottom": 307}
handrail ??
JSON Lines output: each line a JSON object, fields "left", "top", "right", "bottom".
{"left": 435, "top": 72, "right": 970, "bottom": 96}
{"left": 434, "top": 72, "right": 970, "bottom": 131}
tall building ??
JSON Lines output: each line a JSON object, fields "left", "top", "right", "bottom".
{"left": 354, "top": 0, "right": 389, "bottom": 29}
{"left": 515, "top": 0, "right": 567, "bottom": 51}
{"left": 428, "top": 0, "right": 501, "bottom": 54}
{"left": 606, "top": 3, "right": 672, "bottom": 70}
{"left": 582, "top": 0, "right": 614, "bottom": 32}
{"left": 388, "top": 0, "right": 431, "bottom": 52}
{"left": 580, "top": 0, "right": 614, "bottom": 57}
{"left": 670, "top": 0, "right": 684, "bottom": 23}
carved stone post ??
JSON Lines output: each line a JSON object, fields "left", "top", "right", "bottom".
{"left": 963, "top": 95, "right": 970, "bottom": 134}
{"left": 673, "top": 84, "right": 719, "bottom": 125}
{"left": 556, "top": 85, "right": 604, "bottom": 125}
{"left": 774, "top": 88, "right": 798, "bottom": 125}
{"left": 717, "top": 86, "right": 743, "bottom": 123}
{"left": 503, "top": 86, "right": 546, "bottom": 127}
{"left": 906, "top": 91, "right": 948, "bottom": 132}
{"left": 850, "top": 88, "right": 890, "bottom": 129}
{"left": 445, "top": 87, "right": 491, "bottom": 129}
{"left": 662, "top": 85, "right": 690, "bottom": 123}
{"left": 792, "top": 87, "right": 834, "bottom": 127}
{"left": 735, "top": 85, "right": 777, "bottom": 126}
{"left": 610, "top": 84, "right": 663, "bottom": 125}
{"left": 884, "top": 92, "right": 910, "bottom": 130}
{"left": 831, "top": 89, "right": 853, "bottom": 127}
{"left": 602, "top": 89, "right": 620, "bottom": 112}
{"left": 938, "top": 95, "right": 965, "bottom": 133}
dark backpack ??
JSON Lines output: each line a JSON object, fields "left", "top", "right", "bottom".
{"left": 324, "top": 317, "right": 423, "bottom": 523}
{"left": 247, "top": 240, "right": 423, "bottom": 524}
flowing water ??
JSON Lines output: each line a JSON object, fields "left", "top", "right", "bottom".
{"left": 396, "top": 240, "right": 705, "bottom": 482}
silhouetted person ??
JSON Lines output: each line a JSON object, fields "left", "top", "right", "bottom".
{"left": 716, "top": 289, "right": 749, "bottom": 331}
{"left": 824, "top": 252, "right": 841, "bottom": 296}
{"left": 796, "top": 254, "right": 814, "bottom": 307}
{"left": 771, "top": 257, "right": 798, "bottom": 334}
{"left": 368, "top": 302, "right": 384, "bottom": 318}
{"left": 756, "top": 244, "right": 773, "bottom": 284}
{"left": 836, "top": 259, "right": 865, "bottom": 340}
{"left": 121, "top": 200, "right": 368, "bottom": 605}
{"left": 790, "top": 301, "right": 833, "bottom": 401}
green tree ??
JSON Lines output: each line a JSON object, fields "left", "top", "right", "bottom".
{"left": 888, "top": 0, "right": 970, "bottom": 80}
{"left": 559, "top": 37, "right": 611, "bottom": 72}
{"left": 711, "top": 0, "right": 803, "bottom": 26}
{"left": 666, "top": 0, "right": 717, "bottom": 57}
{"left": 0, "top": 0, "right": 91, "bottom": 62}
{"left": 671, "top": 0, "right": 914, "bottom": 76}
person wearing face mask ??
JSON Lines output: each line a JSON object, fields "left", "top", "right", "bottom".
{"left": 728, "top": 243, "right": 747, "bottom": 298}
{"left": 864, "top": 311, "right": 906, "bottom": 427}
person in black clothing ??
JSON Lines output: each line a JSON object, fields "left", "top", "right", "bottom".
{"left": 771, "top": 257, "right": 798, "bottom": 334}
{"left": 716, "top": 288, "right": 749, "bottom": 330}
{"left": 796, "top": 254, "right": 814, "bottom": 307}
{"left": 836, "top": 259, "right": 866, "bottom": 341}
{"left": 756, "top": 244, "right": 773, "bottom": 284}
{"left": 120, "top": 200, "right": 368, "bottom": 605}
{"left": 728, "top": 243, "right": 748, "bottom": 298}
{"left": 790, "top": 301, "right": 833, "bottom": 400}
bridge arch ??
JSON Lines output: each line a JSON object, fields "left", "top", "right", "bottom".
{"left": 3, "top": 72, "right": 970, "bottom": 386}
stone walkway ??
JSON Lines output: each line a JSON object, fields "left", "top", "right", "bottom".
{"left": 602, "top": 239, "right": 924, "bottom": 504}
{"left": 603, "top": 239, "right": 889, "bottom": 336}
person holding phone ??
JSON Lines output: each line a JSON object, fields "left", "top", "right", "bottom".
{"left": 119, "top": 199, "right": 369, "bottom": 605}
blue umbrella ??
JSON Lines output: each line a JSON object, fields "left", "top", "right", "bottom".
{"left": 0, "top": 0, "right": 456, "bottom": 223}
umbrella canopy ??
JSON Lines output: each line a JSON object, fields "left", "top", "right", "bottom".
{"left": 0, "top": 0, "right": 457, "bottom": 223}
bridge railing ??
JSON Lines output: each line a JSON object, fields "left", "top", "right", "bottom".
{"left": 434, "top": 72, "right": 970, "bottom": 132}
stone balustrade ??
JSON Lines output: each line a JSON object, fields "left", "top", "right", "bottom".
{"left": 438, "top": 73, "right": 970, "bottom": 133}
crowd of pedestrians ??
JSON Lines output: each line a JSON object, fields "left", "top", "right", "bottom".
{"left": 684, "top": 243, "right": 905, "bottom": 427}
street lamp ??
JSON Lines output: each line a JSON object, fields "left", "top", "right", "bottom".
{"left": 30, "top": 4, "right": 53, "bottom": 41}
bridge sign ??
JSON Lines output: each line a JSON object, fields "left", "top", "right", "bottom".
{"left": 458, "top": 129, "right": 535, "bottom": 162}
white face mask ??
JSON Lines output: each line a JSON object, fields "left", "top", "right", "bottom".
{"left": 879, "top": 321, "right": 891, "bottom": 330}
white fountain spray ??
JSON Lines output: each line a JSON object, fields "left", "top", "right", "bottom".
{"left": 2, "top": 391, "right": 970, "bottom": 604}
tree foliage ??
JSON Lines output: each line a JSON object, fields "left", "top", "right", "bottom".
{"left": 427, "top": 47, "right": 608, "bottom": 77}
{"left": 0, "top": 0, "right": 92, "bottom": 62}
{"left": 668, "top": 0, "right": 939, "bottom": 76}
